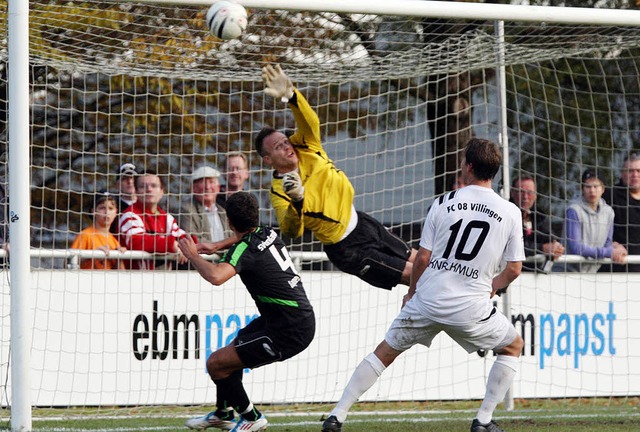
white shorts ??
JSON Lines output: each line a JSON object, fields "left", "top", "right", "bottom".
{"left": 385, "top": 299, "right": 517, "bottom": 354}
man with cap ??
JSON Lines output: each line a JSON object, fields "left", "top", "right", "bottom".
{"left": 110, "top": 163, "right": 138, "bottom": 234}
{"left": 565, "top": 168, "right": 627, "bottom": 273}
{"left": 175, "top": 166, "right": 231, "bottom": 244}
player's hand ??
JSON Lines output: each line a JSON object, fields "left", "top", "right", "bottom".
{"left": 197, "top": 242, "right": 220, "bottom": 255}
{"left": 402, "top": 293, "right": 413, "bottom": 308}
{"left": 175, "top": 248, "right": 188, "bottom": 265}
{"left": 177, "top": 236, "right": 198, "bottom": 261}
{"left": 262, "top": 64, "right": 294, "bottom": 102}
{"left": 282, "top": 172, "right": 304, "bottom": 202}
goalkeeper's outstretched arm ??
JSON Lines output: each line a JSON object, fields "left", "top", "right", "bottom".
{"left": 262, "top": 64, "right": 322, "bottom": 154}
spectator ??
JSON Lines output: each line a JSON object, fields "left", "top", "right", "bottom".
{"left": 71, "top": 192, "right": 126, "bottom": 270}
{"left": 109, "top": 163, "right": 138, "bottom": 234}
{"left": 176, "top": 166, "right": 231, "bottom": 243}
{"left": 603, "top": 152, "right": 640, "bottom": 272}
{"left": 217, "top": 152, "right": 250, "bottom": 208}
{"left": 510, "top": 175, "right": 564, "bottom": 272}
{"left": 119, "top": 171, "right": 189, "bottom": 270}
{"left": 565, "top": 169, "right": 627, "bottom": 273}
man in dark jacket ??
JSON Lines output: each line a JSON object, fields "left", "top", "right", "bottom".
{"left": 603, "top": 152, "right": 640, "bottom": 272}
{"left": 510, "top": 175, "right": 564, "bottom": 272}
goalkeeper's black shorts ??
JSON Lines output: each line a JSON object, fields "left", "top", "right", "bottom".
{"left": 324, "top": 211, "right": 411, "bottom": 290}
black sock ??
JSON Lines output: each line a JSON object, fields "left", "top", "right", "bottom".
{"left": 214, "top": 370, "right": 256, "bottom": 420}
{"left": 213, "top": 407, "right": 234, "bottom": 421}
{"left": 214, "top": 386, "right": 234, "bottom": 420}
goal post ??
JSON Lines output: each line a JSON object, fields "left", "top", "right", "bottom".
{"left": 126, "top": 0, "right": 640, "bottom": 25}
{"left": 4, "top": 0, "right": 640, "bottom": 426}
{"left": 8, "top": 0, "right": 32, "bottom": 430}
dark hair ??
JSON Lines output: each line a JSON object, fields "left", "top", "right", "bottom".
{"left": 512, "top": 174, "right": 535, "bottom": 188}
{"left": 135, "top": 170, "right": 165, "bottom": 190}
{"left": 623, "top": 151, "right": 640, "bottom": 164}
{"left": 225, "top": 192, "right": 259, "bottom": 232}
{"left": 254, "top": 127, "right": 277, "bottom": 157}
{"left": 581, "top": 168, "right": 601, "bottom": 183}
{"left": 86, "top": 191, "right": 116, "bottom": 212}
{"left": 464, "top": 138, "right": 501, "bottom": 181}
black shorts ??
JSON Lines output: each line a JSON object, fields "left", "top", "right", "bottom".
{"left": 324, "top": 211, "right": 411, "bottom": 290}
{"left": 234, "top": 316, "right": 315, "bottom": 369}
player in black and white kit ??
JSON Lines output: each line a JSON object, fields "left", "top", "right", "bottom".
{"left": 322, "top": 139, "right": 525, "bottom": 432}
{"left": 178, "top": 192, "right": 315, "bottom": 432}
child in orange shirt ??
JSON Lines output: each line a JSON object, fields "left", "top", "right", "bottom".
{"left": 71, "top": 192, "right": 126, "bottom": 269}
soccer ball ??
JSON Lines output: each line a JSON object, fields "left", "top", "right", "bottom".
{"left": 205, "top": 1, "right": 248, "bottom": 40}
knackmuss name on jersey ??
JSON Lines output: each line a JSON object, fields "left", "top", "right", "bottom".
{"left": 428, "top": 258, "right": 479, "bottom": 279}
{"left": 445, "top": 201, "right": 503, "bottom": 223}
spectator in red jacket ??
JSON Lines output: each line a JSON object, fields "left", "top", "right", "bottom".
{"left": 119, "top": 171, "right": 189, "bottom": 270}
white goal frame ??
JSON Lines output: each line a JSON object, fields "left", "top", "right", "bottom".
{"left": 9, "top": 1, "right": 640, "bottom": 430}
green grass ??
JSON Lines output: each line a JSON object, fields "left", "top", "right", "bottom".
{"left": 1, "top": 399, "right": 638, "bottom": 431}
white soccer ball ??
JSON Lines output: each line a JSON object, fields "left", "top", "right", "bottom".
{"left": 206, "top": 1, "right": 248, "bottom": 40}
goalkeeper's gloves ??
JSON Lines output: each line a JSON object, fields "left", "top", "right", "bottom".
{"left": 262, "top": 64, "right": 294, "bottom": 103}
{"left": 282, "top": 172, "right": 304, "bottom": 202}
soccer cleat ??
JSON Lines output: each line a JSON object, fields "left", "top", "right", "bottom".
{"left": 229, "top": 414, "right": 268, "bottom": 431}
{"left": 470, "top": 418, "right": 505, "bottom": 432}
{"left": 321, "top": 415, "right": 342, "bottom": 432}
{"left": 185, "top": 411, "right": 237, "bottom": 430}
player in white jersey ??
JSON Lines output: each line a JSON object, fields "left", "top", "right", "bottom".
{"left": 322, "top": 138, "right": 525, "bottom": 432}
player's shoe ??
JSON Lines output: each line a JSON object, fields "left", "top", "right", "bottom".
{"left": 185, "top": 411, "right": 237, "bottom": 430}
{"left": 470, "top": 418, "right": 505, "bottom": 432}
{"left": 321, "top": 415, "right": 342, "bottom": 432}
{"left": 229, "top": 414, "right": 268, "bottom": 431}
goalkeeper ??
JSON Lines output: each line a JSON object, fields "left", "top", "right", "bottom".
{"left": 255, "top": 64, "right": 416, "bottom": 290}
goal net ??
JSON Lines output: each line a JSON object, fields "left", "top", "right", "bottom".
{"left": 1, "top": 0, "right": 639, "bottom": 413}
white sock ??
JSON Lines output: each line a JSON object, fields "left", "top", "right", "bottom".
{"left": 240, "top": 403, "right": 253, "bottom": 415}
{"left": 330, "top": 353, "right": 386, "bottom": 423}
{"left": 476, "top": 354, "right": 519, "bottom": 424}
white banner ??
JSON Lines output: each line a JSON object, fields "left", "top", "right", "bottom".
{"left": 0, "top": 271, "right": 638, "bottom": 405}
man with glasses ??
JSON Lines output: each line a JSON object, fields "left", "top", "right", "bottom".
{"left": 510, "top": 175, "right": 564, "bottom": 272}
{"left": 604, "top": 152, "right": 640, "bottom": 272}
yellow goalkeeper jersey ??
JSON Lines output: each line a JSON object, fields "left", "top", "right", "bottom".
{"left": 270, "top": 89, "right": 355, "bottom": 245}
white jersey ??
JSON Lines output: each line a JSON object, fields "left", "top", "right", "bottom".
{"left": 414, "top": 185, "right": 525, "bottom": 324}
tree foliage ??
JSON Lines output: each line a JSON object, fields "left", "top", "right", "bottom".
{"left": 2, "top": 0, "right": 640, "bottom": 244}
